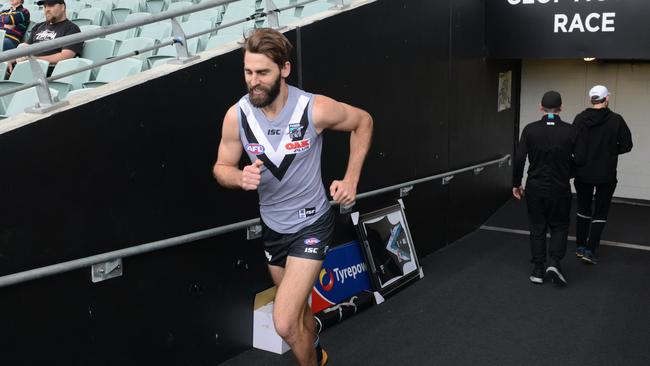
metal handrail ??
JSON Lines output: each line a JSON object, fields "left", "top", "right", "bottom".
{"left": 0, "top": 154, "right": 511, "bottom": 288}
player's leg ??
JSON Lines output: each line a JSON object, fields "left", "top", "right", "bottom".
{"left": 273, "top": 256, "right": 323, "bottom": 366}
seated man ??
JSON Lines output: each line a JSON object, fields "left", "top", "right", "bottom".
{"left": 10, "top": 0, "right": 82, "bottom": 73}
{"left": 0, "top": 0, "right": 30, "bottom": 50}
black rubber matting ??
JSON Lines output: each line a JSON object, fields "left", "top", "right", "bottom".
{"left": 485, "top": 197, "right": 650, "bottom": 247}
{"left": 221, "top": 227, "right": 650, "bottom": 365}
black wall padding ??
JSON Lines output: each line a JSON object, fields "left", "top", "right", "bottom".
{"left": 0, "top": 1, "right": 517, "bottom": 364}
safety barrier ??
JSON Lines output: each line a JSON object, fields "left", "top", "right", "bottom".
{"left": 0, "top": 154, "right": 511, "bottom": 288}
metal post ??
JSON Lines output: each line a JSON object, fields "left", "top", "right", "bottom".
{"left": 168, "top": 18, "right": 200, "bottom": 64}
{"left": 25, "top": 58, "right": 69, "bottom": 114}
{"left": 265, "top": 0, "right": 281, "bottom": 29}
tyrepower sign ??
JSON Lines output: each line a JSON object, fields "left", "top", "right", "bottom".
{"left": 311, "top": 240, "right": 372, "bottom": 314}
{"left": 487, "top": 0, "right": 650, "bottom": 59}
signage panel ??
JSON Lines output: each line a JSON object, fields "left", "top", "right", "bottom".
{"left": 487, "top": 0, "right": 650, "bottom": 59}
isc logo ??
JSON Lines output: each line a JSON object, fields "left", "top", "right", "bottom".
{"left": 305, "top": 247, "right": 319, "bottom": 254}
{"left": 267, "top": 129, "right": 282, "bottom": 135}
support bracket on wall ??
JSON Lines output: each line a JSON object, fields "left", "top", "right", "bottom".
{"left": 91, "top": 258, "right": 123, "bottom": 283}
{"left": 442, "top": 175, "right": 454, "bottom": 185}
{"left": 247, "top": 224, "right": 263, "bottom": 240}
{"left": 399, "top": 185, "right": 414, "bottom": 197}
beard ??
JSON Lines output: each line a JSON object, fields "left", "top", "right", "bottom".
{"left": 248, "top": 74, "right": 281, "bottom": 108}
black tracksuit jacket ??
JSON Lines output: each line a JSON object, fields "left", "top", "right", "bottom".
{"left": 513, "top": 114, "right": 585, "bottom": 197}
{"left": 572, "top": 108, "right": 633, "bottom": 184}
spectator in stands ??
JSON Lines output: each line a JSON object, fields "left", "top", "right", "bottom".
{"left": 0, "top": 0, "right": 30, "bottom": 51}
{"left": 9, "top": 0, "right": 81, "bottom": 73}
{"left": 513, "top": 91, "right": 584, "bottom": 287}
{"left": 572, "top": 85, "right": 633, "bottom": 265}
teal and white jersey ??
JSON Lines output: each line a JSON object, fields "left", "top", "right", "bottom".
{"left": 238, "top": 85, "right": 331, "bottom": 234}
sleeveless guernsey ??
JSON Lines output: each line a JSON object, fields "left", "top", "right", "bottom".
{"left": 238, "top": 85, "right": 331, "bottom": 234}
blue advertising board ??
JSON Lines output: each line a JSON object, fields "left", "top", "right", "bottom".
{"left": 311, "top": 240, "right": 372, "bottom": 313}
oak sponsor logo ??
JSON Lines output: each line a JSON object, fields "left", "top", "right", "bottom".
{"left": 285, "top": 139, "right": 310, "bottom": 153}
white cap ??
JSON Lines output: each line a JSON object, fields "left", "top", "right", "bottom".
{"left": 589, "top": 85, "right": 609, "bottom": 103}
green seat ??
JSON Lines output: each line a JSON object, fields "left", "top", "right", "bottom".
{"left": 145, "top": 0, "right": 169, "bottom": 14}
{"left": 0, "top": 59, "right": 50, "bottom": 112}
{"left": 112, "top": 0, "right": 139, "bottom": 23}
{"left": 166, "top": 1, "right": 193, "bottom": 21}
{"left": 49, "top": 58, "right": 94, "bottom": 99}
{"left": 72, "top": 7, "right": 104, "bottom": 26}
{"left": 81, "top": 38, "right": 117, "bottom": 78}
{"left": 206, "top": 33, "right": 242, "bottom": 50}
{"left": 180, "top": 19, "right": 211, "bottom": 52}
{"left": 139, "top": 20, "right": 172, "bottom": 42}
{"left": 107, "top": 12, "right": 151, "bottom": 42}
{"left": 0, "top": 87, "right": 59, "bottom": 119}
{"left": 116, "top": 36, "right": 156, "bottom": 63}
{"left": 82, "top": 57, "right": 144, "bottom": 88}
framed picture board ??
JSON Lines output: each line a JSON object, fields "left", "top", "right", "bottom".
{"left": 354, "top": 202, "right": 422, "bottom": 297}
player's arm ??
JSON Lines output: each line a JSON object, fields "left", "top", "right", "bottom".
{"left": 312, "top": 95, "right": 373, "bottom": 205}
{"left": 213, "top": 105, "right": 263, "bottom": 190}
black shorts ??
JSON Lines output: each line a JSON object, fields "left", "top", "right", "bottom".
{"left": 261, "top": 208, "right": 335, "bottom": 267}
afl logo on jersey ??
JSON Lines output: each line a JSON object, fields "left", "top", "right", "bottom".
{"left": 245, "top": 143, "right": 265, "bottom": 155}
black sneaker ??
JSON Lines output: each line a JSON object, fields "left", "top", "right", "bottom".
{"left": 530, "top": 264, "right": 544, "bottom": 284}
{"left": 546, "top": 261, "right": 567, "bottom": 287}
{"left": 576, "top": 246, "right": 587, "bottom": 258}
{"left": 581, "top": 249, "right": 598, "bottom": 265}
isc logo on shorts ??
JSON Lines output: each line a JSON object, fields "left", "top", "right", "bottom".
{"left": 305, "top": 247, "right": 319, "bottom": 254}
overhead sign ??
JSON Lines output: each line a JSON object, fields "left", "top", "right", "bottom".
{"left": 487, "top": 0, "right": 650, "bottom": 59}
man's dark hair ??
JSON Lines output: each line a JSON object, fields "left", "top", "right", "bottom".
{"left": 542, "top": 107, "right": 561, "bottom": 114}
{"left": 242, "top": 28, "right": 293, "bottom": 68}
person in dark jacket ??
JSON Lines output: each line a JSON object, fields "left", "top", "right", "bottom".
{"left": 0, "top": 0, "right": 30, "bottom": 50}
{"left": 572, "top": 85, "right": 633, "bottom": 264}
{"left": 513, "top": 91, "right": 584, "bottom": 287}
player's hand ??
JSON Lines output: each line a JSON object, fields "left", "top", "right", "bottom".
{"left": 330, "top": 179, "right": 356, "bottom": 206}
{"left": 241, "top": 159, "right": 263, "bottom": 190}
{"left": 512, "top": 186, "right": 524, "bottom": 200}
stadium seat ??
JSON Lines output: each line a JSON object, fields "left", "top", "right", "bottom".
{"left": 0, "top": 62, "right": 7, "bottom": 80}
{"left": 115, "top": 36, "right": 156, "bottom": 66}
{"left": 206, "top": 33, "right": 242, "bottom": 50}
{"left": 107, "top": 12, "right": 151, "bottom": 42}
{"left": 187, "top": 6, "right": 221, "bottom": 26}
{"left": 166, "top": 1, "right": 193, "bottom": 21}
{"left": 145, "top": 36, "right": 198, "bottom": 67}
{"left": 180, "top": 19, "right": 211, "bottom": 52}
{"left": 0, "top": 59, "right": 49, "bottom": 111}
{"left": 66, "top": 1, "right": 90, "bottom": 13}
{"left": 112, "top": 0, "right": 140, "bottom": 23}
{"left": 72, "top": 7, "right": 104, "bottom": 26}
{"left": 139, "top": 20, "right": 172, "bottom": 42}
{"left": 48, "top": 58, "right": 94, "bottom": 99}
{"left": 79, "top": 24, "right": 102, "bottom": 32}
{"left": 0, "top": 87, "right": 59, "bottom": 119}
{"left": 81, "top": 38, "right": 117, "bottom": 77}
{"left": 90, "top": 0, "right": 114, "bottom": 26}
{"left": 145, "top": 0, "right": 168, "bottom": 14}
{"left": 220, "top": 4, "right": 256, "bottom": 25}
{"left": 82, "top": 57, "right": 144, "bottom": 88}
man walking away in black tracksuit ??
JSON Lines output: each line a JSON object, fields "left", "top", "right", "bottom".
{"left": 573, "top": 85, "right": 633, "bottom": 265}
{"left": 513, "top": 91, "right": 584, "bottom": 287}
